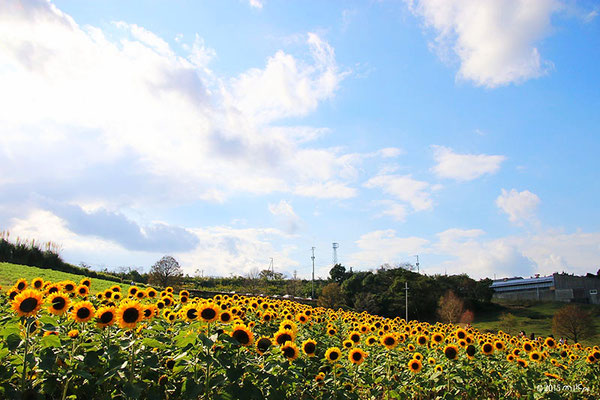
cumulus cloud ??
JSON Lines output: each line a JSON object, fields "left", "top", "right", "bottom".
{"left": 373, "top": 200, "right": 409, "bottom": 222}
{"left": 347, "top": 229, "right": 430, "bottom": 267}
{"left": 268, "top": 200, "right": 301, "bottom": 234}
{"left": 496, "top": 188, "right": 540, "bottom": 225}
{"left": 405, "top": 0, "right": 561, "bottom": 87}
{"left": 431, "top": 145, "right": 505, "bottom": 181}
{"left": 364, "top": 174, "right": 433, "bottom": 211}
{"left": 248, "top": 0, "right": 264, "bottom": 9}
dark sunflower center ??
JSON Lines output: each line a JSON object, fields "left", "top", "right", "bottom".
{"left": 410, "top": 362, "right": 419, "bottom": 370}
{"left": 106, "top": 292, "right": 113, "bottom": 298}
{"left": 351, "top": 334, "right": 359, "bottom": 342}
{"left": 233, "top": 329, "right": 250, "bottom": 345}
{"left": 17, "top": 282, "right": 26, "bottom": 290}
{"left": 79, "top": 288, "right": 86, "bottom": 294}
{"left": 257, "top": 338, "right": 271, "bottom": 352}
{"left": 100, "top": 311, "right": 114, "bottom": 323}
{"left": 77, "top": 307, "right": 91, "bottom": 319}
{"left": 466, "top": 345, "right": 476, "bottom": 357}
{"left": 384, "top": 337, "right": 395, "bottom": 346}
{"left": 166, "top": 359, "right": 175, "bottom": 369}
{"left": 445, "top": 347, "right": 458, "bottom": 359}
{"left": 187, "top": 309, "right": 198, "bottom": 320}
{"left": 201, "top": 308, "right": 216, "bottom": 320}
{"left": 52, "top": 297, "right": 66, "bottom": 310}
{"left": 283, "top": 346, "right": 295, "bottom": 358}
{"left": 277, "top": 333, "right": 292, "bottom": 345}
{"left": 329, "top": 351, "right": 339, "bottom": 361}
{"left": 532, "top": 353, "right": 539, "bottom": 360}
{"left": 263, "top": 314, "right": 270, "bottom": 321}
{"left": 483, "top": 344, "right": 492, "bottom": 353}
{"left": 419, "top": 337, "right": 426, "bottom": 344}
{"left": 144, "top": 309, "right": 152, "bottom": 317}
{"left": 457, "top": 331, "right": 466, "bottom": 339}
{"left": 304, "top": 342, "right": 316, "bottom": 354}
{"left": 34, "top": 281, "right": 42, "bottom": 288}
{"left": 48, "top": 287, "right": 58, "bottom": 294}
{"left": 352, "top": 352, "right": 362, "bottom": 361}
{"left": 20, "top": 297, "right": 38, "bottom": 313}
{"left": 65, "top": 284, "right": 74, "bottom": 291}
{"left": 221, "top": 313, "right": 231, "bottom": 322}
{"left": 123, "top": 308, "right": 140, "bottom": 323}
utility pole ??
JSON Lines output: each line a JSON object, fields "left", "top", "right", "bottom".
{"left": 311, "top": 247, "right": 316, "bottom": 299}
{"left": 405, "top": 281, "right": 409, "bottom": 322}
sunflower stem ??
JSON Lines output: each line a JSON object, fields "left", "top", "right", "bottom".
{"left": 20, "top": 317, "right": 32, "bottom": 393}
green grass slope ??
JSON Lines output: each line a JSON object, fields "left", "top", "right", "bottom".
{"left": 0, "top": 262, "right": 124, "bottom": 294}
{"left": 472, "top": 299, "right": 600, "bottom": 346}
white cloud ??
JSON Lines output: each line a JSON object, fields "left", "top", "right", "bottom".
{"left": 432, "top": 145, "right": 505, "bottom": 181}
{"left": 496, "top": 188, "right": 540, "bottom": 225}
{"left": 405, "top": 0, "right": 561, "bottom": 87}
{"left": 269, "top": 200, "right": 301, "bottom": 234}
{"left": 0, "top": 0, "right": 356, "bottom": 210}
{"left": 248, "top": 0, "right": 264, "bottom": 9}
{"left": 364, "top": 174, "right": 433, "bottom": 211}
{"left": 348, "top": 229, "right": 430, "bottom": 267}
{"left": 373, "top": 200, "right": 409, "bottom": 222}
{"left": 294, "top": 181, "right": 357, "bottom": 199}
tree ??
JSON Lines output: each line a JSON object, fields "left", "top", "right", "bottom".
{"left": 148, "top": 256, "right": 183, "bottom": 288}
{"left": 498, "top": 313, "right": 518, "bottom": 335}
{"left": 353, "top": 292, "right": 380, "bottom": 315}
{"left": 436, "top": 290, "right": 464, "bottom": 324}
{"left": 329, "top": 264, "right": 348, "bottom": 283}
{"left": 552, "top": 305, "right": 597, "bottom": 343}
{"left": 317, "top": 283, "right": 346, "bottom": 309}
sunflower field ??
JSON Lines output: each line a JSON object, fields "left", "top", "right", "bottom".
{"left": 1, "top": 278, "right": 599, "bottom": 399}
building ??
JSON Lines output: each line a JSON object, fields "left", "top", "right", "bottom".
{"left": 490, "top": 273, "right": 600, "bottom": 304}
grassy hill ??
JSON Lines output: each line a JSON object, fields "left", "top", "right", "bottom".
{"left": 472, "top": 299, "right": 600, "bottom": 346}
{"left": 0, "top": 262, "right": 125, "bottom": 294}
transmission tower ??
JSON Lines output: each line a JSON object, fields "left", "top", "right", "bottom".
{"left": 332, "top": 242, "right": 339, "bottom": 265}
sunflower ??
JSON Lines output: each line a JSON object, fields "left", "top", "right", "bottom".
{"left": 529, "top": 351, "right": 542, "bottom": 362}
{"left": 31, "top": 278, "right": 44, "bottom": 290}
{"left": 256, "top": 337, "right": 272, "bottom": 355}
{"left": 162, "top": 296, "right": 174, "bottom": 307}
{"left": 71, "top": 301, "right": 96, "bottom": 323}
{"left": 444, "top": 344, "right": 459, "bottom": 360}
{"left": 15, "top": 278, "right": 28, "bottom": 291}
{"left": 181, "top": 304, "right": 199, "bottom": 322}
{"left": 128, "top": 286, "right": 139, "bottom": 297}
{"left": 165, "top": 358, "right": 176, "bottom": 370}
{"left": 516, "top": 358, "right": 528, "bottom": 368}
{"left": 116, "top": 300, "right": 144, "bottom": 329}
{"left": 68, "top": 329, "right": 79, "bottom": 338}
{"left": 279, "top": 320, "right": 297, "bottom": 333}
{"left": 523, "top": 342, "right": 534, "bottom": 352}
{"left": 366, "top": 335, "right": 378, "bottom": 346}
{"left": 231, "top": 324, "right": 254, "bottom": 346}
{"left": 296, "top": 313, "right": 308, "bottom": 324}
{"left": 416, "top": 335, "right": 429, "bottom": 346}
{"left": 76, "top": 285, "right": 89, "bottom": 297}
{"left": 146, "top": 288, "right": 158, "bottom": 299}
{"left": 327, "top": 327, "right": 337, "bottom": 336}
{"left": 46, "top": 283, "right": 60, "bottom": 295}
{"left": 96, "top": 306, "right": 116, "bottom": 328}
{"left": 281, "top": 341, "right": 299, "bottom": 361}
{"left": 412, "top": 352, "right": 423, "bottom": 361}
{"left": 110, "top": 285, "right": 121, "bottom": 292}
{"left": 315, "top": 373, "right": 325, "bottom": 386}
{"left": 544, "top": 337, "right": 556, "bottom": 349}
{"left": 135, "top": 290, "right": 146, "bottom": 300}
{"left": 113, "top": 292, "right": 122, "bottom": 301}
{"left": 62, "top": 281, "right": 76, "bottom": 293}
{"left": 435, "top": 365, "right": 443, "bottom": 372}
{"left": 349, "top": 331, "right": 361, "bottom": 344}
{"left": 325, "top": 347, "right": 342, "bottom": 363}
{"left": 7, "top": 288, "right": 19, "bottom": 300}
{"left": 199, "top": 303, "right": 220, "bottom": 323}
{"left": 80, "top": 278, "right": 92, "bottom": 288}
{"left": 381, "top": 333, "right": 397, "bottom": 349}
{"left": 179, "top": 290, "right": 189, "bottom": 298}
{"left": 302, "top": 339, "right": 317, "bottom": 357}
{"left": 46, "top": 292, "right": 70, "bottom": 315}
{"left": 494, "top": 340, "right": 505, "bottom": 352}
{"left": 343, "top": 339, "right": 354, "bottom": 349}
{"left": 11, "top": 289, "right": 43, "bottom": 317}
{"left": 274, "top": 329, "right": 296, "bottom": 346}
{"left": 348, "top": 348, "right": 367, "bottom": 365}
{"left": 219, "top": 311, "right": 232, "bottom": 324}
{"left": 143, "top": 305, "right": 156, "bottom": 320}
{"left": 427, "top": 357, "right": 436, "bottom": 365}
{"left": 507, "top": 354, "right": 515, "bottom": 362}
{"left": 466, "top": 344, "right": 476, "bottom": 359}
{"left": 455, "top": 328, "right": 467, "bottom": 340}
{"left": 407, "top": 358, "right": 422, "bottom": 373}
{"left": 481, "top": 342, "right": 494, "bottom": 355}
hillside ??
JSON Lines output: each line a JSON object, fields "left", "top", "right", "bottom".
{"left": 0, "top": 262, "right": 125, "bottom": 294}
{"left": 472, "top": 299, "right": 600, "bottom": 346}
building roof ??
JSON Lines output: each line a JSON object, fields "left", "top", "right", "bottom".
{"left": 490, "top": 275, "right": 554, "bottom": 292}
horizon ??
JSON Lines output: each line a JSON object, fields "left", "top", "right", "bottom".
{"left": 1, "top": 1, "right": 599, "bottom": 280}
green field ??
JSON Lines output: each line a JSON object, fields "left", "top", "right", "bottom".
{"left": 472, "top": 299, "right": 600, "bottom": 346}
{"left": 0, "top": 262, "right": 125, "bottom": 294}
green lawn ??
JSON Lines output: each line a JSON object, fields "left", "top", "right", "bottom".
{"left": 0, "top": 262, "right": 124, "bottom": 294}
{"left": 472, "top": 299, "right": 600, "bottom": 346}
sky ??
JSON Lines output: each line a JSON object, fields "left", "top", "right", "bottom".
{"left": 1, "top": 0, "right": 599, "bottom": 280}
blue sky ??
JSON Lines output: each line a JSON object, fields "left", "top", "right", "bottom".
{"left": 1, "top": 0, "right": 599, "bottom": 280}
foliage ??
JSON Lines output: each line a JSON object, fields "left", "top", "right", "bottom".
{"left": 499, "top": 313, "right": 519, "bottom": 335}
{"left": 553, "top": 305, "right": 597, "bottom": 343}
{"left": 317, "top": 283, "right": 345, "bottom": 309}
